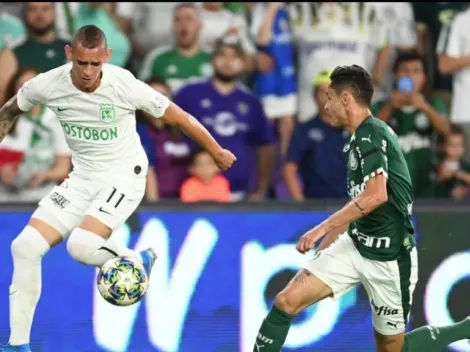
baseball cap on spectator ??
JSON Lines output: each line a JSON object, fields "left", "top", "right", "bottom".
{"left": 213, "top": 36, "right": 245, "bottom": 58}
{"left": 312, "top": 69, "right": 332, "bottom": 89}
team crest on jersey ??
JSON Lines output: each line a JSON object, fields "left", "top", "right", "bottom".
{"left": 99, "top": 104, "right": 115, "bottom": 123}
{"left": 349, "top": 150, "right": 358, "bottom": 170}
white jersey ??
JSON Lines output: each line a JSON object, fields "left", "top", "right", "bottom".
{"left": 16, "top": 62, "right": 170, "bottom": 175}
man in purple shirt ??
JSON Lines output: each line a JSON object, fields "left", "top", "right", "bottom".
{"left": 173, "top": 38, "right": 275, "bottom": 201}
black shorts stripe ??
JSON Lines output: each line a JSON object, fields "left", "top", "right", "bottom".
{"left": 99, "top": 246, "right": 118, "bottom": 257}
{"left": 398, "top": 252, "right": 412, "bottom": 325}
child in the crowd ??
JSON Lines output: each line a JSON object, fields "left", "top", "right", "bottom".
{"left": 180, "top": 150, "right": 231, "bottom": 203}
{"left": 433, "top": 124, "right": 470, "bottom": 199}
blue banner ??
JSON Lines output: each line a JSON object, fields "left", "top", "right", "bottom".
{"left": 0, "top": 210, "right": 394, "bottom": 352}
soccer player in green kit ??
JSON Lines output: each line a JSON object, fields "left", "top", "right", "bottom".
{"left": 253, "top": 65, "right": 470, "bottom": 352}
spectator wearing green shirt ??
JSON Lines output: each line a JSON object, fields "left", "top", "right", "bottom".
{"left": 11, "top": 2, "right": 69, "bottom": 72}
{"left": 1, "top": 2, "right": 68, "bottom": 104}
{"left": 139, "top": 3, "right": 213, "bottom": 93}
{"left": 372, "top": 51, "right": 450, "bottom": 197}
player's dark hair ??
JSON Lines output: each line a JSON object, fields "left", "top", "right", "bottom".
{"left": 6, "top": 66, "right": 41, "bottom": 136}
{"left": 330, "top": 65, "right": 374, "bottom": 107}
{"left": 72, "top": 25, "right": 107, "bottom": 49}
{"left": 393, "top": 51, "right": 427, "bottom": 74}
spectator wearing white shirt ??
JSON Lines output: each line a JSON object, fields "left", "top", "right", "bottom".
{"left": 0, "top": 67, "right": 71, "bottom": 202}
{"left": 200, "top": 2, "right": 256, "bottom": 72}
{"left": 369, "top": 2, "right": 417, "bottom": 101}
{"left": 287, "top": 2, "right": 391, "bottom": 122}
{"left": 130, "top": 2, "right": 183, "bottom": 60}
{"left": 437, "top": 7, "right": 470, "bottom": 159}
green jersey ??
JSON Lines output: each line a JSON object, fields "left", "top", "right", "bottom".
{"left": 139, "top": 46, "right": 213, "bottom": 93}
{"left": 13, "top": 38, "right": 69, "bottom": 73}
{"left": 344, "top": 116, "right": 415, "bottom": 261}
{"left": 371, "top": 99, "right": 448, "bottom": 197}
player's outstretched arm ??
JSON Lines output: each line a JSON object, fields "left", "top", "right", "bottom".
{"left": 0, "top": 95, "right": 22, "bottom": 143}
{"left": 161, "top": 102, "right": 237, "bottom": 171}
{"left": 296, "top": 175, "right": 388, "bottom": 254}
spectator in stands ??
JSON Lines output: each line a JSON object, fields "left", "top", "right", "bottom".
{"left": 369, "top": 2, "right": 417, "bottom": 101}
{"left": 250, "top": 2, "right": 296, "bottom": 158}
{"left": 55, "top": 3, "right": 134, "bottom": 46}
{"left": 0, "top": 6, "right": 26, "bottom": 46}
{"left": 283, "top": 70, "right": 348, "bottom": 201}
{"left": 130, "top": 3, "right": 182, "bottom": 60}
{"left": 180, "top": 149, "right": 231, "bottom": 203}
{"left": 1, "top": 2, "right": 68, "bottom": 105}
{"left": 200, "top": 2, "right": 256, "bottom": 72}
{"left": 287, "top": 2, "right": 390, "bottom": 122}
{"left": 414, "top": 2, "right": 468, "bottom": 108}
{"left": 0, "top": 67, "right": 71, "bottom": 202}
{"left": 0, "top": 48, "right": 16, "bottom": 105}
{"left": 137, "top": 77, "right": 192, "bottom": 201}
{"left": 12, "top": 2, "right": 69, "bottom": 71}
{"left": 0, "top": 2, "right": 23, "bottom": 19}
{"left": 433, "top": 124, "right": 470, "bottom": 200}
{"left": 73, "top": 3, "right": 131, "bottom": 68}
{"left": 437, "top": 6, "right": 470, "bottom": 161}
{"left": 372, "top": 51, "right": 450, "bottom": 197}
{"left": 139, "top": 3, "right": 213, "bottom": 93}
{"left": 174, "top": 38, "right": 275, "bottom": 201}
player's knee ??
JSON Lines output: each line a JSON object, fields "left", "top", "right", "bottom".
{"left": 11, "top": 225, "right": 50, "bottom": 260}
{"left": 67, "top": 228, "right": 105, "bottom": 265}
{"left": 274, "top": 291, "right": 301, "bottom": 315}
{"left": 67, "top": 229, "right": 92, "bottom": 264}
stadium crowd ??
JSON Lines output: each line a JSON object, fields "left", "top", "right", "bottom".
{"left": 0, "top": 2, "right": 470, "bottom": 203}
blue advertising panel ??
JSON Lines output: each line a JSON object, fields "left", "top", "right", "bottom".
{"left": 0, "top": 210, "right": 401, "bottom": 352}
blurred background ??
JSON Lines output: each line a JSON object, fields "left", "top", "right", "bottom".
{"left": 0, "top": 2, "right": 470, "bottom": 352}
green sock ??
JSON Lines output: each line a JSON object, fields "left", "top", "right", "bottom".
{"left": 253, "top": 305, "right": 294, "bottom": 352}
{"left": 402, "top": 318, "right": 470, "bottom": 352}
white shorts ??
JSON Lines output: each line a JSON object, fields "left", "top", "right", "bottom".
{"left": 32, "top": 168, "right": 146, "bottom": 237}
{"left": 305, "top": 233, "right": 418, "bottom": 335}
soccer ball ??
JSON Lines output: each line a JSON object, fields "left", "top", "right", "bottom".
{"left": 97, "top": 256, "right": 149, "bottom": 306}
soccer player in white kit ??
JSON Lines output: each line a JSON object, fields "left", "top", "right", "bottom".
{"left": 0, "top": 25, "right": 236, "bottom": 352}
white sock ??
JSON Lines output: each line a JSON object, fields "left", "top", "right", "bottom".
{"left": 66, "top": 228, "right": 142, "bottom": 267}
{"left": 9, "top": 226, "right": 50, "bottom": 346}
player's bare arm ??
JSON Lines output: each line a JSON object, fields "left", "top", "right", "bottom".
{"left": 161, "top": 102, "right": 237, "bottom": 170}
{"left": 0, "top": 95, "right": 22, "bottom": 143}
{"left": 296, "top": 174, "right": 387, "bottom": 254}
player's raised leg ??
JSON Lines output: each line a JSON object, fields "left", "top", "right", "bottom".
{"left": 253, "top": 233, "right": 360, "bottom": 352}
{"left": 65, "top": 179, "right": 156, "bottom": 274}
{"left": 401, "top": 318, "right": 470, "bottom": 352}
{"left": 66, "top": 215, "right": 156, "bottom": 273}
{"left": 4, "top": 217, "right": 64, "bottom": 352}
